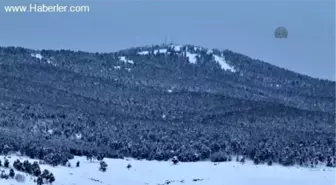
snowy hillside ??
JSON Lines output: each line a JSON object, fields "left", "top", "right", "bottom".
{"left": 0, "top": 45, "right": 335, "bottom": 185}
{"left": 0, "top": 154, "right": 334, "bottom": 185}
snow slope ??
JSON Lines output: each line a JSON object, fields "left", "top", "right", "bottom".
{"left": 119, "top": 56, "right": 134, "bottom": 64}
{"left": 0, "top": 155, "right": 334, "bottom": 185}
{"left": 213, "top": 55, "right": 235, "bottom": 72}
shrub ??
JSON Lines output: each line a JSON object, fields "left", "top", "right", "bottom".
{"left": 172, "top": 156, "right": 179, "bottom": 165}
{"left": 99, "top": 161, "right": 108, "bottom": 172}
{"left": 15, "top": 173, "right": 26, "bottom": 183}
{"left": 210, "top": 152, "right": 229, "bottom": 162}
{"left": 127, "top": 164, "right": 132, "bottom": 169}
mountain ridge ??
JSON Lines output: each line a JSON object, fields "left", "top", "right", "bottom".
{"left": 1, "top": 44, "right": 334, "bottom": 112}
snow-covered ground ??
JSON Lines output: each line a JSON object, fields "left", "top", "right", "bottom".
{"left": 0, "top": 154, "right": 334, "bottom": 185}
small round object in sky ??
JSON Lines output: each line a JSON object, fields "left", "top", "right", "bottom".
{"left": 274, "top": 26, "right": 288, "bottom": 39}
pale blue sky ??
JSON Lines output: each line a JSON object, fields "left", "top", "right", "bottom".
{"left": 0, "top": 0, "right": 335, "bottom": 80}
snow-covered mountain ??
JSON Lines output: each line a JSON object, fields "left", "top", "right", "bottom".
{"left": 0, "top": 44, "right": 334, "bottom": 185}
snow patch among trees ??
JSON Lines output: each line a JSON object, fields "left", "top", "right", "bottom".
{"left": 138, "top": 51, "right": 149, "bottom": 55}
{"left": 119, "top": 56, "right": 134, "bottom": 64}
{"left": 186, "top": 52, "right": 198, "bottom": 64}
{"left": 171, "top": 45, "right": 182, "bottom": 51}
{"left": 213, "top": 55, "right": 235, "bottom": 72}
{"left": 31, "top": 53, "right": 56, "bottom": 66}
{"left": 154, "top": 49, "right": 167, "bottom": 54}
{"left": 31, "top": 53, "right": 43, "bottom": 60}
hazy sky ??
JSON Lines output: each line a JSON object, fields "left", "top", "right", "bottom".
{"left": 0, "top": 0, "right": 335, "bottom": 80}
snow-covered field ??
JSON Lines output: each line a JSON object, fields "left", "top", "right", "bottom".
{"left": 0, "top": 154, "right": 335, "bottom": 185}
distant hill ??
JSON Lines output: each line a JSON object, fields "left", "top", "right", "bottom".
{"left": 0, "top": 44, "right": 334, "bottom": 167}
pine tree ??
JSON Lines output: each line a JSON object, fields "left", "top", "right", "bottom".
{"left": 172, "top": 156, "right": 179, "bottom": 165}
{"left": 37, "top": 176, "right": 43, "bottom": 185}
{"left": 240, "top": 157, "right": 245, "bottom": 164}
{"left": 0, "top": 171, "right": 9, "bottom": 180}
{"left": 9, "top": 169, "right": 15, "bottom": 178}
{"left": 32, "top": 162, "right": 41, "bottom": 176}
{"left": 86, "top": 153, "right": 93, "bottom": 161}
{"left": 326, "top": 156, "right": 333, "bottom": 167}
{"left": 41, "top": 169, "right": 50, "bottom": 181}
{"left": 13, "top": 160, "right": 23, "bottom": 171}
{"left": 23, "top": 160, "right": 32, "bottom": 174}
{"left": 48, "top": 173, "right": 55, "bottom": 184}
{"left": 253, "top": 156, "right": 260, "bottom": 165}
{"left": 4, "top": 159, "right": 9, "bottom": 168}
{"left": 97, "top": 153, "right": 105, "bottom": 161}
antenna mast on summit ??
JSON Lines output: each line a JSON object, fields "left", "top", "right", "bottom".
{"left": 164, "top": 36, "right": 167, "bottom": 45}
{"left": 170, "top": 36, "right": 174, "bottom": 45}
